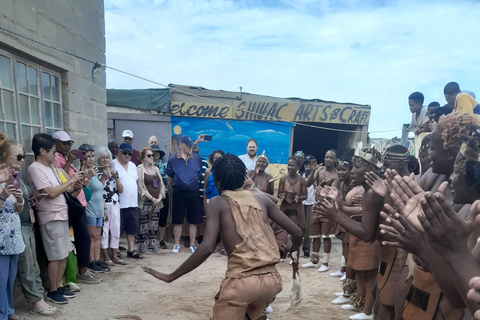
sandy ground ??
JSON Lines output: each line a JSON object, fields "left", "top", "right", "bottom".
{"left": 14, "top": 238, "right": 352, "bottom": 320}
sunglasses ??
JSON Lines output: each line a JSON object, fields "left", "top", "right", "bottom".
{"left": 146, "top": 154, "right": 154, "bottom": 158}
{"left": 122, "top": 150, "right": 132, "bottom": 156}
{"left": 17, "top": 154, "right": 25, "bottom": 161}
{"left": 61, "top": 141, "right": 74, "bottom": 147}
{"left": 81, "top": 145, "right": 95, "bottom": 152}
{"left": 124, "top": 137, "right": 133, "bottom": 141}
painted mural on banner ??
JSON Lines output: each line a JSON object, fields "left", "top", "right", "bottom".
{"left": 170, "top": 116, "right": 293, "bottom": 164}
{"left": 167, "top": 101, "right": 370, "bottom": 125}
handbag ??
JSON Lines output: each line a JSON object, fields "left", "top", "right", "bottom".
{"left": 50, "top": 166, "right": 85, "bottom": 220}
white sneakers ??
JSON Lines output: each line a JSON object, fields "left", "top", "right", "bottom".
{"left": 331, "top": 295, "right": 350, "bottom": 305}
{"left": 190, "top": 246, "right": 196, "bottom": 253}
{"left": 301, "top": 261, "right": 319, "bottom": 268}
{"left": 335, "top": 292, "right": 344, "bottom": 297}
{"left": 329, "top": 270, "right": 344, "bottom": 277}
{"left": 341, "top": 304, "right": 360, "bottom": 312}
{"left": 172, "top": 245, "right": 180, "bottom": 253}
{"left": 340, "top": 274, "right": 346, "bottom": 281}
{"left": 318, "top": 264, "right": 329, "bottom": 272}
{"left": 349, "top": 312, "right": 373, "bottom": 320}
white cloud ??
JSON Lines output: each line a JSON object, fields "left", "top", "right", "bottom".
{"left": 104, "top": 0, "right": 480, "bottom": 139}
{"left": 256, "top": 129, "right": 286, "bottom": 135}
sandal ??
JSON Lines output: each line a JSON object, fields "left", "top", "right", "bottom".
{"left": 103, "top": 260, "right": 115, "bottom": 266}
{"left": 112, "top": 258, "right": 128, "bottom": 265}
{"left": 8, "top": 314, "right": 27, "bottom": 320}
{"left": 127, "top": 250, "right": 143, "bottom": 259}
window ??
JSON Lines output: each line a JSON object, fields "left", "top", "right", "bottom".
{"left": 0, "top": 48, "right": 63, "bottom": 153}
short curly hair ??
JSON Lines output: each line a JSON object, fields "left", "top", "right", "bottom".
{"left": 438, "top": 112, "right": 480, "bottom": 156}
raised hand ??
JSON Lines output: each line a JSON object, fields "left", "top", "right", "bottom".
{"left": 365, "top": 171, "right": 387, "bottom": 197}
{"left": 316, "top": 196, "right": 338, "bottom": 219}
{"left": 0, "top": 164, "right": 14, "bottom": 183}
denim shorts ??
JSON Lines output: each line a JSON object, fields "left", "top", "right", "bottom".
{"left": 86, "top": 216, "right": 103, "bottom": 227}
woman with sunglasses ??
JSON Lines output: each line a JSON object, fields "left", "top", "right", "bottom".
{"left": 136, "top": 147, "right": 165, "bottom": 254}
{"left": 0, "top": 133, "right": 28, "bottom": 319}
{"left": 95, "top": 147, "right": 125, "bottom": 265}
{"left": 1, "top": 134, "right": 59, "bottom": 317}
{"left": 79, "top": 144, "right": 110, "bottom": 273}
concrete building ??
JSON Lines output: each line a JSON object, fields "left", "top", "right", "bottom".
{"left": 0, "top": 0, "right": 107, "bottom": 161}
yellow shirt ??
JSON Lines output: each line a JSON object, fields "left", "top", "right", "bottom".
{"left": 455, "top": 92, "right": 480, "bottom": 114}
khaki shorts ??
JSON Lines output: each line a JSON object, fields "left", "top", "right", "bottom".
{"left": 309, "top": 210, "right": 336, "bottom": 239}
{"left": 211, "top": 272, "right": 282, "bottom": 320}
{"left": 40, "top": 220, "right": 70, "bottom": 261}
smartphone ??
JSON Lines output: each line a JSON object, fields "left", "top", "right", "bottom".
{"left": 10, "top": 171, "right": 20, "bottom": 189}
{"left": 76, "top": 150, "right": 85, "bottom": 160}
{"left": 204, "top": 135, "right": 212, "bottom": 141}
{"left": 97, "top": 166, "right": 104, "bottom": 174}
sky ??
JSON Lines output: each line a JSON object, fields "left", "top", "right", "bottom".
{"left": 104, "top": 0, "right": 480, "bottom": 139}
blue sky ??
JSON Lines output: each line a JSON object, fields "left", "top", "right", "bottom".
{"left": 104, "top": 0, "right": 480, "bottom": 139}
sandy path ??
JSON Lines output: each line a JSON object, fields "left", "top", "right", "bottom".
{"left": 15, "top": 238, "right": 352, "bottom": 320}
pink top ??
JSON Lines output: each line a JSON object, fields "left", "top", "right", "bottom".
{"left": 26, "top": 162, "right": 68, "bottom": 225}
{"left": 55, "top": 152, "right": 87, "bottom": 206}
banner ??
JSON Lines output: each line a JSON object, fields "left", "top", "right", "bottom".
{"left": 168, "top": 101, "right": 370, "bottom": 125}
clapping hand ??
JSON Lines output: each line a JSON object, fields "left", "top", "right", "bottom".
{"left": 419, "top": 192, "right": 474, "bottom": 257}
{"left": 379, "top": 204, "right": 424, "bottom": 256}
{"left": 365, "top": 171, "right": 388, "bottom": 197}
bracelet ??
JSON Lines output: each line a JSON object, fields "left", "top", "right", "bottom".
{"left": 17, "top": 198, "right": 25, "bottom": 206}
{"left": 0, "top": 196, "right": 7, "bottom": 202}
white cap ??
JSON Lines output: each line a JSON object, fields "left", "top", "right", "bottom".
{"left": 122, "top": 130, "right": 134, "bottom": 138}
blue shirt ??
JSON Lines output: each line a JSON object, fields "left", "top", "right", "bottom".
{"left": 166, "top": 152, "right": 202, "bottom": 192}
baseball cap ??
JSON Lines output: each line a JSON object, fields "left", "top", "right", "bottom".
{"left": 52, "top": 131, "right": 73, "bottom": 143}
{"left": 122, "top": 130, "right": 134, "bottom": 139}
{"left": 304, "top": 155, "right": 315, "bottom": 163}
{"left": 119, "top": 143, "right": 132, "bottom": 152}
{"left": 180, "top": 135, "right": 194, "bottom": 147}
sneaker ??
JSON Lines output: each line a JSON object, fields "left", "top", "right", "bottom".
{"left": 340, "top": 274, "right": 346, "bottom": 281}
{"left": 331, "top": 295, "right": 350, "bottom": 305}
{"left": 57, "top": 286, "right": 75, "bottom": 299}
{"left": 77, "top": 270, "right": 102, "bottom": 284}
{"left": 190, "top": 245, "right": 196, "bottom": 253}
{"left": 335, "top": 292, "right": 344, "bottom": 297}
{"left": 349, "top": 312, "right": 373, "bottom": 320}
{"left": 88, "top": 261, "right": 105, "bottom": 273}
{"left": 46, "top": 290, "right": 68, "bottom": 304}
{"left": 65, "top": 282, "right": 81, "bottom": 292}
{"left": 172, "top": 245, "right": 180, "bottom": 253}
{"left": 265, "top": 305, "right": 273, "bottom": 314}
{"left": 301, "top": 261, "right": 319, "bottom": 268}
{"left": 341, "top": 304, "right": 360, "bottom": 312}
{"left": 159, "top": 240, "right": 168, "bottom": 249}
{"left": 330, "top": 270, "right": 344, "bottom": 277}
{"left": 303, "top": 252, "right": 310, "bottom": 258}
{"left": 318, "top": 264, "right": 330, "bottom": 272}
{"left": 150, "top": 245, "right": 160, "bottom": 253}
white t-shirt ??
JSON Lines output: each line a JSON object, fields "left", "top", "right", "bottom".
{"left": 112, "top": 159, "right": 138, "bottom": 209}
{"left": 411, "top": 106, "right": 429, "bottom": 134}
{"left": 238, "top": 154, "right": 268, "bottom": 173}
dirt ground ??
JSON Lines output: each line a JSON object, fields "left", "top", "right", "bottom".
{"left": 15, "top": 238, "right": 352, "bottom": 320}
